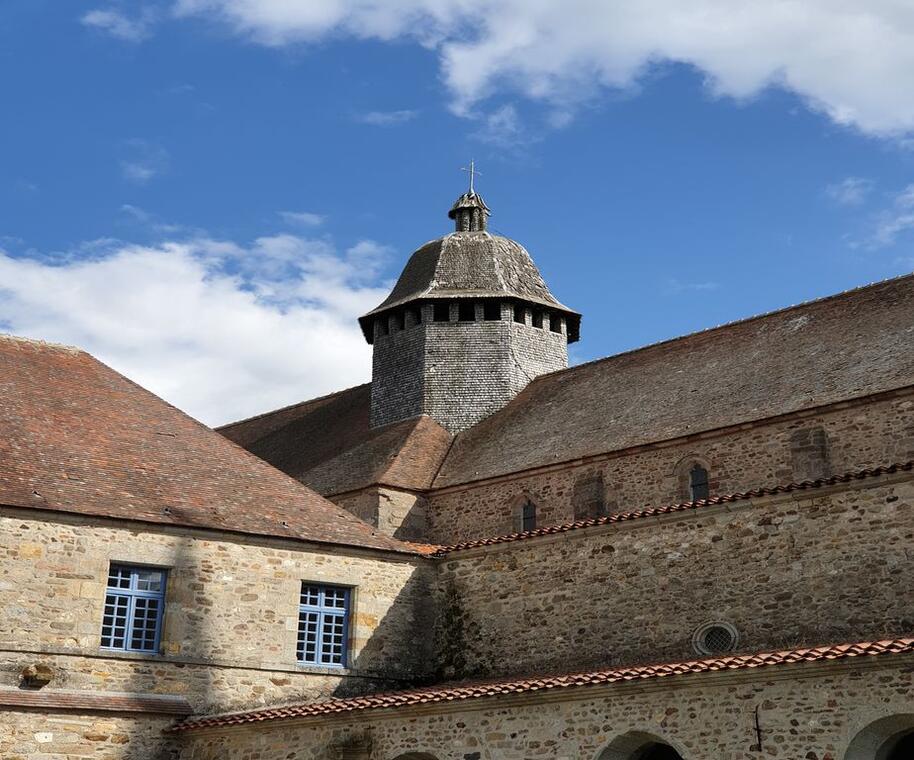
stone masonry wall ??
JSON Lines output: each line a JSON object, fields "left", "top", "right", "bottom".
{"left": 179, "top": 658, "right": 914, "bottom": 760}
{"left": 333, "top": 487, "right": 429, "bottom": 541}
{"left": 0, "top": 509, "right": 435, "bottom": 757}
{"left": 371, "top": 302, "right": 567, "bottom": 433}
{"left": 434, "top": 476, "right": 914, "bottom": 681}
{"left": 370, "top": 312, "right": 426, "bottom": 429}
{"left": 427, "top": 393, "right": 914, "bottom": 543}
{"left": 1, "top": 711, "right": 178, "bottom": 760}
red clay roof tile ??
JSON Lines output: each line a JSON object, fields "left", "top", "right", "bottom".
{"left": 0, "top": 335, "right": 416, "bottom": 554}
{"left": 434, "top": 274, "right": 914, "bottom": 487}
{"left": 172, "top": 637, "right": 914, "bottom": 731}
{"left": 218, "top": 385, "right": 452, "bottom": 496}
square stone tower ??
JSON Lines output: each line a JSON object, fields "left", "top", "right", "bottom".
{"left": 358, "top": 190, "right": 581, "bottom": 433}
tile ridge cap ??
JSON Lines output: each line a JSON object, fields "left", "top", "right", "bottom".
{"left": 216, "top": 382, "right": 370, "bottom": 431}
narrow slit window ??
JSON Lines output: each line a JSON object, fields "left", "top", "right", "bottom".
{"left": 549, "top": 314, "right": 562, "bottom": 333}
{"left": 100, "top": 564, "right": 167, "bottom": 654}
{"left": 689, "top": 464, "right": 710, "bottom": 500}
{"left": 532, "top": 310, "right": 544, "bottom": 329}
{"left": 377, "top": 317, "right": 389, "bottom": 336}
{"left": 433, "top": 301, "right": 450, "bottom": 322}
{"left": 412, "top": 307, "right": 422, "bottom": 325}
{"left": 297, "top": 583, "right": 351, "bottom": 668}
{"left": 483, "top": 301, "right": 502, "bottom": 321}
{"left": 458, "top": 300, "right": 476, "bottom": 322}
{"left": 521, "top": 501, "right": 537, "bottom": 532}
{"left": 395, "top": 310, "right": 405, "bottom": 331}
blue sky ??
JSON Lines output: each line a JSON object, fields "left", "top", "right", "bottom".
{"left": 1, "top": 1, "right": 914, "bottom": 424}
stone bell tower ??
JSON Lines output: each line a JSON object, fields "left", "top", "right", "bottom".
{"left": 358, "top": 185, "right": 581, "bottom": 434}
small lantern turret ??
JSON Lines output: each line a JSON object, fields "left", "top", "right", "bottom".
{"left": 449, "top": 160, "right": 490, "bottom": 231}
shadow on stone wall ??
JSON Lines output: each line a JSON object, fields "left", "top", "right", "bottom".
{"left": 331, "top": 562, "right": 438, "bottom": 699}
{"left": 133, "top": 536, "right": 206, "bottom": 760}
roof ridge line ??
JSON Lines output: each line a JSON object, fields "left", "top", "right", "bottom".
{"left": 534, "top": 269, "right": 914, "bottom": 382}
{"left": 171, "top": 636, "right": 914, "bottom": 731}
{"left": 432, "top": 460, "right": 914, "bottom": 555}
{"left": 216, "top": 382, "right": 371, "bottom": 431}
{"left": 378, "top": 415, "right": 452, "bottom": 483}
{"left": 0, "top": 332, "right": 83, "bottom": 353}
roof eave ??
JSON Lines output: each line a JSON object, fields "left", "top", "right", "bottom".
{"left": 359, "top": 295, "right": 581, "bottom": 344}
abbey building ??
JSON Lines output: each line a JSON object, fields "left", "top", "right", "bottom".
{"left": 2, "top": 188, "right": 914, "bottom": 759}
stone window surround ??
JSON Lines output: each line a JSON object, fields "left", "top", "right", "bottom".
{"left": 100, "top": 563, "right": 168, "bottom": 655}
{"left": 511, "top": 494, "right": 539, "bottom": 533}
{"left": 297, "top": 582, "right": 353, "bottom": 669}
{"left": 672, "top": 454, "right": 715, "bottom": 503}
{"left": 691, "top": 620, "right": 740, "bottom": 656}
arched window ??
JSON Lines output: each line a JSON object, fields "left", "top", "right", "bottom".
{"left": 689, "top": 463, "right": 710, "bottom": 500}
{"left": 521, "top": 500, "right": 537, "bottom": 532}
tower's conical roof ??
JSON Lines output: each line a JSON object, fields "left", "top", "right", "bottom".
{"left": 358, "top": 191, "right": 580, "bottom": 343}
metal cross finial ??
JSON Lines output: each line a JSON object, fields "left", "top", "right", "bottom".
{"left": 461, "top": 159, "right": 481, "bottom": 194}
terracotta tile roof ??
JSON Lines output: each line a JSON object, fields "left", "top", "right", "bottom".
{"left": 435, "top": 274, "right": 914, "bottom": 487}
{"left": 433, "top": 461, "right": 914, "bottom": 555}
{"left": 172, "top": 637, "right": 914, "bottom": 731}
{"left": 218, "top": 384, "right": 452, "bottom": 497}
{"left": 0, "top": 687, "right": 192, "bottom": 715}
{"left": 0, "top": 335, "right": 415, "bottom": 554}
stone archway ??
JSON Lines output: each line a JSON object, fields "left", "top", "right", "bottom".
{"left": 599, "top": 731, "right": 686, "bottom": 760}
{"left": 845, "top": 715, "right": 914, "bottom": 760}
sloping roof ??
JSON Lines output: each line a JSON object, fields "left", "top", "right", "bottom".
{"left": 359, "top": 231, "right": 580, "bottom": 341}
{"left": 435, "top": 274, "right": 914, "bottom": 487}
{"left": 433, "top": 461, "right": 914, "bottom": 554}
{"left": 172, "top": 636, "right": 914, "bottom": 730}
{"left": 0, "top": 336, "right": 414, "bottom": 554}
{"left": 218, "top": 384, "right": 453, "bottom": 496}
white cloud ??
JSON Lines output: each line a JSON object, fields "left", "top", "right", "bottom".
{"left": 665, "top": 278, "right": 720, "bottom": 294}
{"left": 356, "top": 109, "right": 418, "bottom": 127}
{"left": 120, "top": 204, "right": 186, "bottom": 234}
{"left": 82, "top": 8, "right": 155, "bottom": 42}
{"left": 473, "top": 103, "right": 530, "bottom": 148}
{"left": 172, "top": 0, "right": 914, "bottom": 137}
{"left": 826, "top": 177, "right": 873, "bottom": 207}
{"left": 119, "top": 139, "right": 169, "bottom": 184}
{"left": 867, "top": 183, "right": 914, "bottom": 248}
{"left": 0, "top": 232, "right": 392, "bottom": 426}
{"left": 278, "top": 210, "right": 325, "bottom": 227}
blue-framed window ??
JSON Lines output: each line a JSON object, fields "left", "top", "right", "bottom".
{"left": 297, "top": 583, "right": 351, "bottom": 668}
{"left": 100, "top": 564, "right": 167, "bottom": 653}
